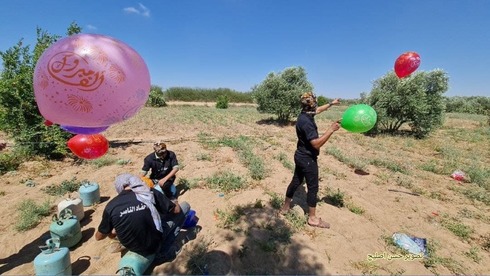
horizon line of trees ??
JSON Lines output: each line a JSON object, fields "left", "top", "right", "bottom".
{"left": 150, "top": 85, "right": 490, "bottom": 115}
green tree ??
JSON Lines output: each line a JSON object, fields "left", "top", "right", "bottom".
{"left": 364, "top": 69, "right": 449, "bottom": 138}
{"left": 146, "top": 85, "right": 166, "bottom": 107}
{"left": 251, "top": 66, "right": 313, "bottom": 122}
{"left": 317, "top": 95, "right": 328, "bottom": 106}
{"left": 0, "top": 23, "right": 82, "bottom": 159}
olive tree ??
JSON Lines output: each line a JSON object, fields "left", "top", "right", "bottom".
{"left": 251, "top": 66, "right": 313, "bottom": 122}
{"left": 364, "top": 69, "right": 449, "bottom": 138}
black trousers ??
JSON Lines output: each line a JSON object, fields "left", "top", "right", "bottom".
{"left": 285, "top": 153, "right": 319, "bottom": 208}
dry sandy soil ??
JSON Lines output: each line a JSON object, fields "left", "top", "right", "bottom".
{"left": 0, "top": 103, "right": 488, "bottom": 275}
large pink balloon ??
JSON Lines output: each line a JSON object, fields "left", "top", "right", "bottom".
{"left": 34, "top": 33, "right": 150, "bottom": 128}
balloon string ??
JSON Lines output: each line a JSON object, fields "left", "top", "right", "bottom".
{"left": 0, "top": 133, "right": 277, "bottom": 148}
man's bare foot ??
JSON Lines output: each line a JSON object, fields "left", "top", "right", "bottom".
{"left": 307, "top": 218, "right": 330, "bottom": 229}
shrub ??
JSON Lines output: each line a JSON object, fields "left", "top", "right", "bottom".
{"left": 364, "top": 69, "right": 449, "bottom": 138}
{"left": 146, "top": 85, "right": 166, "bottom": 107}
{"left": 251, "top": 66, "right": 313, "bottom": 122}
{"left": 215, "top": 95, "right": 229, "bottom": 109}
{"left": 42, "top": 177, "right": 87, "bottom": 196}
{"left": 0, "top": 148, "right": 29, "bottom": 174}
{"left": 0, "top": 24, "right": 81, "bottom": 159}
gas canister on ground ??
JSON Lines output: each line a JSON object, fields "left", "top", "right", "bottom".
{"left": 50, "top": 209, "right": 82, "bottom": 248}
{"left": 117, "top": 251, "right": 155, "bottom": 276}
{"left": 79, "top": 182, "right": 100, "bottom": 206}
{"left": 34, "top": 238, "right": 71, "bottom": 275}
{"left": 57, "top": 197, "right": 84, "bottom": 222}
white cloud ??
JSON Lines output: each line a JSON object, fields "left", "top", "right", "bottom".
{"left": 86, "top": 24, "right": 97, "bottom": 30}
{"left": 123, "top": 3, "right": 150, "bottom": 17}
{"left": 139, "top": 3, "right": 150, "bottom": 17}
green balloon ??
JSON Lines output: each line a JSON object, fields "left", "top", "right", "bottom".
{"left": 341, "top": 104, "right": 377, "bottom": 133}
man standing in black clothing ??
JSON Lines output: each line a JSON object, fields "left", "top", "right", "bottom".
{"left": 280, "top": 92, "right": 341, "bottom": 229}
{"left": 140, "top": 141, "right": 180, "bottom": 199}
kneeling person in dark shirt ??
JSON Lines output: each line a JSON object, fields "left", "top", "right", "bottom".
{"left": 95, "top": 173, "right": 188, "bottom": 258}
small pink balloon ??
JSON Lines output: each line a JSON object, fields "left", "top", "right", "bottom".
{"left": 34, "top": 33, "right": 150, "bottom": 128}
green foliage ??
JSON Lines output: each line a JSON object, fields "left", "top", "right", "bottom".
{"left": 267, "top": 191, "right": 283, "bottom": 209}
{"left": 215, "top": 95, "right": 229, "bottom": 109}
{"left": 210, "top": 135, "right": 266, "bottom": 180}
{"left": 215, "top": 206, "right": 245, "bottom": 229}
{"left": 325, "top": 146, "right": 369, "bottom": 171}
{"left": 146, "top": 85, "right": 167, "bottom": 107}
{"left": 15, "top": 198, "right": 52, "bottom": 231}
{"left": 42, "top": 177, "right": 87, "bottom": 196}
{"left": 444, "top": 96, "right": 490, "bottom": 115}
{"left": 364, "top": 69, "right": 449, "bottom": 138}
{"left": 275, "top": 152, "right": 294, "bottom": 171}
{"left": 325, "top": 188, "right": 345, "bottom": 207}
{"left": 251, "top": 66, "right": 313, "bottom": 122}
{"left": 440, "top": 214, "right": 474, "bottom": 240}
{"left": 317, "top": 95, "right": 328, "bottom": 106}
{"left": 347, "top": 203, "right": 365, "bottom": 215}
{"left": 0, "top": 24, "right": 82, "bottom": 159}
{"left": 205, "top": 171, "right": 246, "bottom": 192}
{"left": 0, "top": 148, "right": 29, "bottom": 174}
{"left": 284, "top": 210, "right": 307, "bottom": 232}
{"left": 463, "top": 246, "right": 482, "bottom": 263}
{"left": 86, "top": 155, "right": 118, "bottom": 168}
{"left": 164, "top": 87, "right": 253, "bottom": 103}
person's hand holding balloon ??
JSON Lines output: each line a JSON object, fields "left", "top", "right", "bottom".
{"left": 329, "top": 120, "right": 341, "bottom": 132}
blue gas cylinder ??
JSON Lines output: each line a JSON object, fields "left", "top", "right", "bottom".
{"left": 118, "top": 251, "right": 155, "bottom": 276}
{"left": 79, "top": 182, "right": 100, "bottom": 206}
{"left": 34, "top": 238, "right": 72, "bottom": 275}
{"left": 50, "top": 209, "right": 82, "bottom": 248}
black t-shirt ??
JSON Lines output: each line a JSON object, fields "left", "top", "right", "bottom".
{"left": 295, "top": 112, "right": 319, "bottom": 158}
{"left": 98, "top": 189, "right": 175, "bottom": 256}
{"left": 142, "top": 151, "right": 179, "bottom": 181}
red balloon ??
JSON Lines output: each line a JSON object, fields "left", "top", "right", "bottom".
{"left": 44, "top": 120, "right": 53, "bottom": 126}
{"left": 394, "top": 51, "right": 421, "bottom": 78}
{"left": 67, "top": 134, "right": 109, "bottom": 160}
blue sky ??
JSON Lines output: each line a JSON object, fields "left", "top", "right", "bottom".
{"left": 1, "top": 0, "right": 489, "bottom": 99}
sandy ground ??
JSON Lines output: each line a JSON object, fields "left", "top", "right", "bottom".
{"left": 0, "top": 104, "right": 488, "bottom": 275}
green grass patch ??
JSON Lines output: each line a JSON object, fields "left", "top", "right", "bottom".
{"left": 423, "top": 239, "right": 465, "bottom": 275}
{"left": 347, "top": 203, "right": 365, "bottom": 215}
{"left": 15, "top": 199, "right": 52, "bottom": 231}
{"left": 370, "top": 158, "right": 409, "bottom": 174}
{"left": 275, "top": 152, "right": 294, "bottom": 171}
{"left": 42, "top": 177, "right": 88, "bottom": 196}
{"left": 198, "top": 135, "right": 266, "bottom": 180}
{"left": 206, "top": 171, "right": 247, "bottom": 193}
{"left": 440, "top": 215, "right": 474, "bottom": 240}
{"left": 323, "top": 188, "right": 345, "bottom": 208}
{"left": 214, "top": 206, "right": 245, "bottom": 229}
{"left": 267, "top": 191, "right": 283, "bottom": 210}
{"left": 324, "top": 146, "right": 369, "bottom": 171}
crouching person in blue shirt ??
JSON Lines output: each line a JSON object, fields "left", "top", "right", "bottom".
{"left": 95, "top": 173, "right": 190, "bottom": 275}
